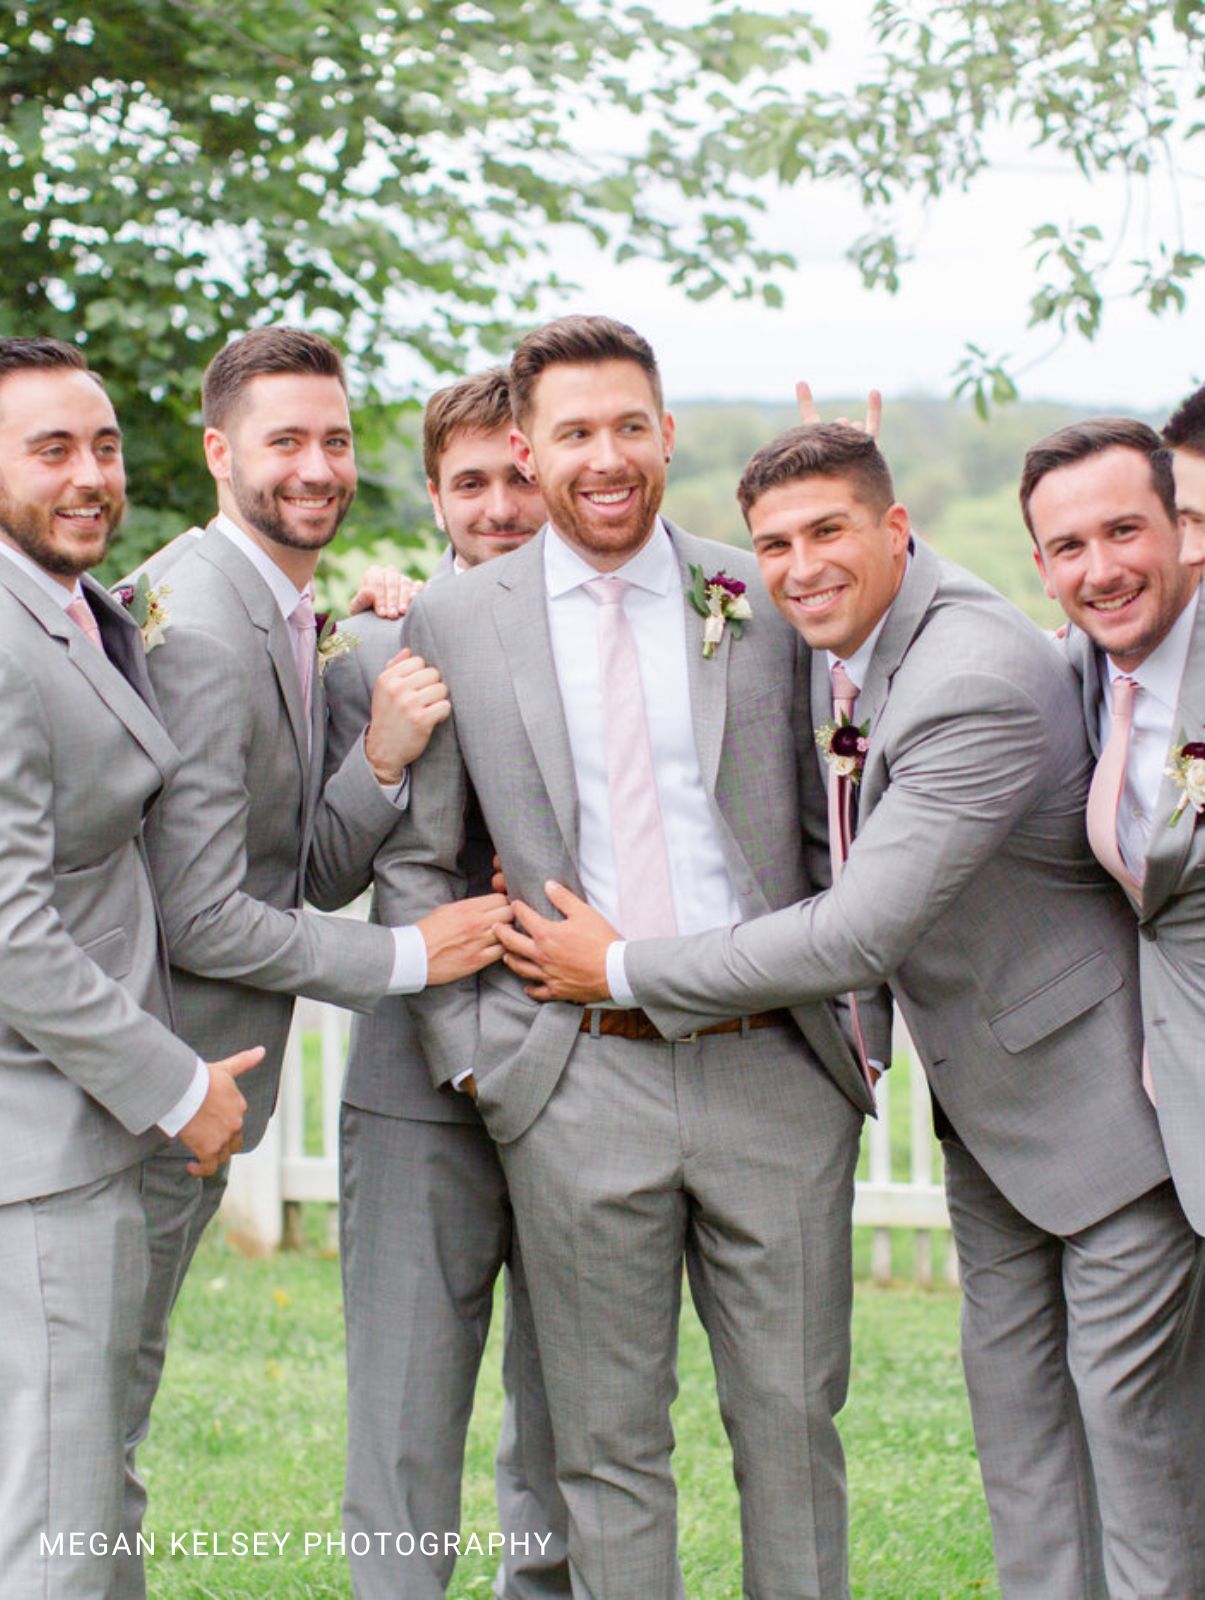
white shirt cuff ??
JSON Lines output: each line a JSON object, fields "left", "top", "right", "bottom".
{"left": 378, "top": 768, "right": 410, "bottom": 810}
{"left": 388, "top": 923, "right": 429, "bottom": 993}
{"left": 159, "top": 1058, "right": 209, "bottom": 1138}
{"left": 606, "top": 941, "right": 636, "bottom": 1006}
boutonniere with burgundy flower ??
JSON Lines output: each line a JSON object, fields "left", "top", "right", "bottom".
{"left": 815, "top": 716, "right": 871, "bottom": 785}
{"left": 315, "top": 612, "right": 359, "bottom": 676}
{"left": 687, "top": 565, "right": 753, "bottom": 658}
{"left": 114, "top": 573, "right": 171, "bottom": 652}
{"left": 1165, "top": 734, "right": 1205, "bottom": 825}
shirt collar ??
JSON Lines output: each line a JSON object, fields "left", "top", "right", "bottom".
{"left": 0, "top": 539, "right": 84, "bottom": 610}
{"left": 1103, "top": 588, "right": 1200, "bottom": 713}
{"left": 212, "top": 512, "right": 311, "bottom": 621}
{"left": 544, "top": 516, "right": 677, "bottom": 599}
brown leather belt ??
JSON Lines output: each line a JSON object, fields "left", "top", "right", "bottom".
{"left": 578, "top": 1007, "right": 792, "bottom": 1043}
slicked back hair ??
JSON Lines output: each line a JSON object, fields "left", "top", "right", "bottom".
{"left": 737, "top": 423, "right": 895, "bottom": 522}
{"left": 423, "top": 367, "right": 513, "bottom": 484}
{"left": 509, "top": 315, "right": 663, "bottom": 430}
{"left": 202, "top": 326, "right": 347, "bottom": 430}
{"left": 1163, "top": 385, "right": 1205, "bottom": 458}
{"left": 1019, "top": 417, "right": 1175, "bottom": 538}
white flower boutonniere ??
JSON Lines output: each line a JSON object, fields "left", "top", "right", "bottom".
{"left": 687, "top": 565, "right": 753, "bottom": 658}
{"left": 1166, "top": 734, "right": 1205, "bottom": 825}
{"left": 315, "top": 612, "right": 359, "bottom": 677}
{"left": 115, "top": 574, "right": 171, "bottom": 652}
{"left": 815, "top": 717, "right": 870, "bottom": 785}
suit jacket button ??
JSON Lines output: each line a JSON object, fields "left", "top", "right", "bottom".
{"left": 1140, "top": 923, "right": 1157, "bottom": 941}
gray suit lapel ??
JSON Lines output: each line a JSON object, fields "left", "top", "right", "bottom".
{"left": 196, "top": 529, "right": 311, "bottom": 769}
{"left": 0, "top": 562, "right": 178, "bottom": 784}
{"left": 1063, "top": 625, "right": 1105, "bottom": 760}
{"left": 1143, "top": 600, "right": 1205, "bottom": 917}
{"left": 490, "top": 532, "right": 581, "bottom": 861}
{"left": 671, "top": 523, "right": 730, "bottom": 795}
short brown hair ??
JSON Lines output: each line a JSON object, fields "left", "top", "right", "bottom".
{"left": 508, "top": 315, "right": 663, "bottom": 429}
{"left": 202, "top": 326, "right": 347, "bottom": 429}
{"left": 422, "top": 367, "right": 513, "bottom": 484}
{"left": 737, "top": 423, "right": 895, "bottom": 521}
{"left": 1163, "top": 385, "right": 1205, "bottom": 457}
{"left": 0, "top": 336, "right": 93, "bottom": 383}
{"left": 1019, "top": 417, "right": 1175, "bottom": 538}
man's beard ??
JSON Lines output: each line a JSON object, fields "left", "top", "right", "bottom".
{"left": 541, "top": 470, "right": 663, "bottom": 561}
{"left": 230, "top": 468, "right": 353, "bottom": 551}
{"left": 0, "top": 490, "right": 123, "bottom": 577}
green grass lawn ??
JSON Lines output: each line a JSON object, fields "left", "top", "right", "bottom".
{"left": 137, "top": 1214, "right": 997, "bottom": 1599}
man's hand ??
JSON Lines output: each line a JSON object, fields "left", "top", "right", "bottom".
{"left": 418, "top": 894, "right": 516, "bottom": 985}
{"left": 178, "top": 1046, "right": 263, "bottom": 1178}
{"left": 495, "top": 881, "right": 617, "bottom": 1003}
{"left": 364, "top": 651, "right": 451, "bottom": 784}
{"left": 796, "top": 380, "right": 882, "bottom": 440}
{"left": 349, "top": 564, "right": 425, "bottom": 620}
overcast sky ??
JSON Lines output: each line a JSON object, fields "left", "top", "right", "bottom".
{"left": 528, "top": 2, "right": 1203, "bottom": 413}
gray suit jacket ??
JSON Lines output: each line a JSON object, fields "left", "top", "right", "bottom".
{"left": 138, "top": 525, "right": 402, "bottom": 1147}
{"left": 1065, "top": 602, "right": 1205, "bottom": 1231}
{"left": 0, "top": 562, "right": 198, "bottom": 1205}
{"left": 375, "top": 523, "right": 870, "bottom": 1147}
{"left": 624, "top": 540, "right": 1169, "bottom": 1235}
{"left": 323, "top": 547, "right": 485, "bottom": 1125}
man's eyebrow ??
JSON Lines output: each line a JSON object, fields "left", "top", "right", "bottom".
{"left": 24, "top": 425, "right": 122, "bottom": 446}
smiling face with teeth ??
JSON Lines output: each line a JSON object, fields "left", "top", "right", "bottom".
{"left": 749, "top": 474, "right": 910, "bottom": 660}
{"left": 510, "top": 359, "right": 674, "bottom": 573}
{"left": 204, "top": 372, "right": 356, "bottom": 585}
{"left": 0, "top": 366, "right": 126, "bottom": 584}
{"left": 1029, "top": 446, "right": 1199, "bottom": 672}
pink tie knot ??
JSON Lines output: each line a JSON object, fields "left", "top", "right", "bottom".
{"left": 66, "top": 595, "right": 103, "bottom": 652}
{"left": 1110, "top": 674, "right": 1138, "bottom": 725}
{"left": 290, "top": 588, "right": 317, "bottom": 637}
{"left": 831, "top": 660, "right": 859, "bottom": 719}
{"left": 584, "top": 576, "right": 630, "bottom": 607}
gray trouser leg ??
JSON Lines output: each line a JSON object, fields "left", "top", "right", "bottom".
{"left": 0, "top": 1169, "right": 147, "bottom": 1600}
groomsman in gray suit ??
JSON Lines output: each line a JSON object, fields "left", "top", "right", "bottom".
{"left": 324, "top": 368, "right": 568, "bottom": 1598}
{"left": 376, "top": 317, "right": 875, "bottom": 1600}
{"left": 1022, "top": 410, "right": 1205, "bottom": 1231}
{"left": 0, "top": 337, "right": 255, "bottom": 1597}
{"left": 506, "top": 422, "right": 1205, "bottom": 1598}
{"left": 118, "top": 327, "right": 515, "bottom": 1595}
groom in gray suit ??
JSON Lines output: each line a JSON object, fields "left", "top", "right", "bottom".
{"left": 506, "top": 422, "right": 1205, "bottom": 1598}
{"left": 1022, "top": 413, "right": 1205, "bottom": 1238}
{"left": 0, "top": 338, "right": 254, "bottom": 1597}
{"left": 118, "top": 327, "right": 516, "bottom": 1594}
{"left": 324, "top": 368, "right": 568, "bottom": 1598}
{"left": 376, "top": 317, "right": 874, "bottom": 1599}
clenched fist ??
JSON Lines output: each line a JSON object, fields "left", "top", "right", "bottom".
{"left": 364, "top": 650, "right": 452, "bottom": 783}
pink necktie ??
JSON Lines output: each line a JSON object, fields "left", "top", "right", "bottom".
{"left": 827, "top": 660, "right": 875, "bottom": 1092}
{"left": 1084, "top": 675, "right": 1155, "bottom": 1101}
{"left": 1085, "top": 675, "right": 1142, "bottom": 903}
{"left": 585, "top": 577, "right": 678, "bottom": 939}
{"left": 289, "top": 587, "right": 317, "bottom": 746}
{"left": 66, "top": 595, "right": 103, "bottom": 653}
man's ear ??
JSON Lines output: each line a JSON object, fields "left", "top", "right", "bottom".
{"left": 510, "top": 427, "right": 537, "bottom": 484}
{"left": 661, "top": 410, "right": 675, "bottom": 464}
{"left": 203, "top": 426, "right": 231, "bottom": 484}
{"left": 1032, "top": 544, "right": 1057, "bottom": 602}
{"left": 886, "top": 501, "right": 910, "bottom": 555}
{"left": 426, "top": 479, "right": 447, "bottom": 534}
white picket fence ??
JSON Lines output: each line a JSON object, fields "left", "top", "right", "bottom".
{"left": 222, "top": 1001, "right": 956, "bottom": 1285}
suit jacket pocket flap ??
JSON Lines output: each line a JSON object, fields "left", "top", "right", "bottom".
{"left": 988, "top": 951, "right": 1122, "bottom": 1055}
{"left": 82, "top": 927, "right": 133, "bottom": 981}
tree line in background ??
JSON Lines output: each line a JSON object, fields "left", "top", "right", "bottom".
{"left": 2, "top": 0, "right": 1200, "bottom": 563}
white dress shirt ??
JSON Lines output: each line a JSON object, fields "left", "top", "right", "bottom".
{"left": 544, "top": 522, "right": 744, "bottom": 1006}
{"left": 1100, "top": 589, "right": 1200, "bottom": 876}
